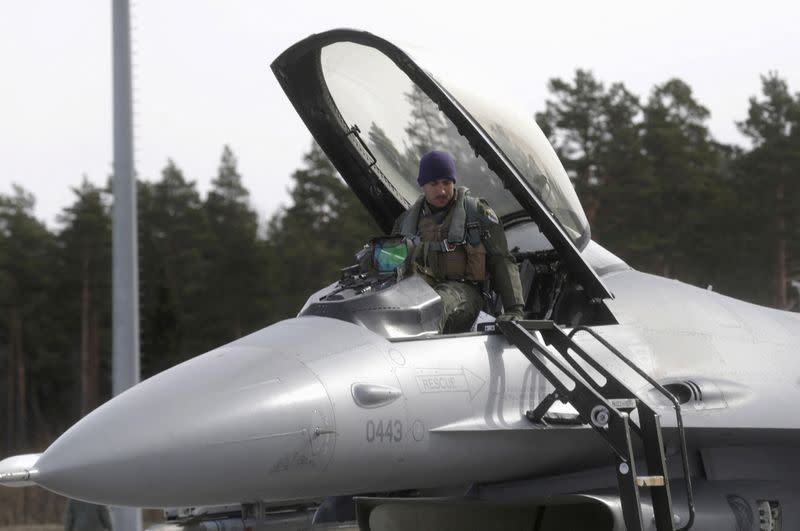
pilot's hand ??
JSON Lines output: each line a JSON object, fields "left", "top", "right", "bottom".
{"left": 496, "top": 305, "right": 525, "bottom": 322}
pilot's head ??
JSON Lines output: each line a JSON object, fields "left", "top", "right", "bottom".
{"left": 418, "top": 150, "right": 456, "bottom": 208}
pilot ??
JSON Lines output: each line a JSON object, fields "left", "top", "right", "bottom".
{"left": 394, "top": 150, "right": 525, "bottom": 333}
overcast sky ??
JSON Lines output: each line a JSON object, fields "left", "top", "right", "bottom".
{"left": 1, "top": 1, "right": 798, "bottom": 227}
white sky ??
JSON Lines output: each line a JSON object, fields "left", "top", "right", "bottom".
{"left": 1, "top": 1, "right": 798, "bottom": 227}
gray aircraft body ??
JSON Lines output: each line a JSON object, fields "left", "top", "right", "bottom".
{"left": 2, "top": 29, "right": 799, "bottom": 531}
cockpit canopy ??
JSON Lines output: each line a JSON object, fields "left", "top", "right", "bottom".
{"left": 320, "top": 41, "right": 591, "bottom": 246}
{"left": 272, "top": 29, "right": 610, "bottom": 301}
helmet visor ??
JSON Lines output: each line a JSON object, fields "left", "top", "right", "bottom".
{"left": 372, "top": 239, "right": 409, "bottom": 273}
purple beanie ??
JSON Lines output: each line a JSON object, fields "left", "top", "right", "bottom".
{"left": 417, "top": 150, "right": 456, "bottom": 186}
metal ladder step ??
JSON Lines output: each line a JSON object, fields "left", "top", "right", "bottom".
{"left": 608, "top": 398, "right": 638, "bottom": 410}
{"left": 636, "top": 475, "right": 666, "bottom": 487}
{"left": 496, "top": 320, "right": 695, "bottom": 531}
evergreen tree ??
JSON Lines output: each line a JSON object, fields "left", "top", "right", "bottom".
{"left": 203, "top": 146, "right": 267, "bottom": 343}
{"left": 735, "top": 73, "right": 800, "bottom": 307}
{"left": 536, "top": 71, "right": 654, "bottom": 264}
{"left": 537, "top": 69, "right": 609, "bottom": 198}
{"left": 56, "top": 179, "right": 112, "bottom": 418}
{"left": 368, "top": 122, "right": 418, "bottom": 191}
{"left": 641, "top": 78, "right": 727, "bottom": 282}
{"left": 404, "top": 85, "right": 451, "bottom": 158}
{"left": 537, "top": 71, "right": 735, "bottom": 291}
{"left": 138, "top": 161, "right": 210, "bottom": 374}
{"left": 0, "top": 187, "right": 60, "bottom": 451}
{"left": 587, "top": 82, "right": 656, "bottom": 266}
{"left": 266, "top": 141, "right": 379, "bottom": 320}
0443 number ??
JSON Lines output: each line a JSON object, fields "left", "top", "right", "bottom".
{"left": 366, "top": 419, "right": 402, "bottom": 443}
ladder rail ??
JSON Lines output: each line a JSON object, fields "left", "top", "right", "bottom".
{"left": 536, "top": 323, "right": 677, "bottom": 530}
{"left": 542, "top": 327, "right": 645, "bottom": 409}
{"left": 513, "top": 321, "right": 650, "bottom": 409}
{"left": 500, "top": 320, "right": 695, "bottom": 531}
{"left": 568, "top": 325, "right": 695, "bottom": 531}
{"left": 552, "top": 326, "right": 680, "bottom": 529}
{"left": 500, "top": 322, "right": 634, "bottom": 460}
{"left": 499, "top": 321, "right": 652, "bottom": 531}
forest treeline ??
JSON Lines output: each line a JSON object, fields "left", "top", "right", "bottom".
{"left": 1, "top": 71, "right": 799, "bottom": 456}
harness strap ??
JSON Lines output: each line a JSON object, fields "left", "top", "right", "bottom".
{"left": 399, "top": 187, "right": 484, "bottom": 246}
{"left": 400, "top": 195, "right": 426, "bottom": 237}
{"left": 446, "top": 187, "right": 468, "bottom": 243}
{"left": 426, "top": 240, "right": 459, "bottom": 252}
{"left": 463, "top": 195, "right": 483, "bottom": 246}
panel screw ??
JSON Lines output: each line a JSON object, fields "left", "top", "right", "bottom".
{"left": 590, "top": 405, "right": 610, "bottom": 427}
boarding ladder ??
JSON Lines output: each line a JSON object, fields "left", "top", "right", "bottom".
{"left": 495, "top": 320, "right": 695, "bottom": 531}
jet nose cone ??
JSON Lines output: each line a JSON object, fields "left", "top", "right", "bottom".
{"left": 35, "top": 335, "right": 335, "bottom": 507}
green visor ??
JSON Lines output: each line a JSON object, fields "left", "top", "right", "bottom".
{"left": 372, "top": 238, "right": 410, "bottom": 273}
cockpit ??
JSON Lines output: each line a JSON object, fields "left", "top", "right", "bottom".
{"left": 297, "top": 236, "right": 624, "bottom": 339}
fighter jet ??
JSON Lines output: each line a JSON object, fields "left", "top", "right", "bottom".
{"left": 2, "top": 29, "right": 799, "bottom": 531}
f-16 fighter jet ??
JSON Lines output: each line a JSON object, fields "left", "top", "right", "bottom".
{"left": 3, "top": 29, "right": 799, "bottom": 531}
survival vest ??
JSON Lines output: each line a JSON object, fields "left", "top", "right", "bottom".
{"left": 399, "top": 187, "right": 488, "bottom": 282}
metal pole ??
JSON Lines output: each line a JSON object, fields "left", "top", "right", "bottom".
{"left": 112, "top": 0, "right": 141, "bottom": 530}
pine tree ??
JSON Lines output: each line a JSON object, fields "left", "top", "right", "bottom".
{"left": 536, "top": 70, "right": 654, "bottom": 264}
{"left": 203, "top": 146, "right": 267, "bottom": 343}
{"left": 735, "top": 73, "right": 800, "bottom": 307}
{"left": 368, "top": 122, "right": 418, "bottom": 193}
{"left": 138, "top": 161, "right": 209, "bottom": 374}
{"left": 0, "top": 186, "right": 59, "bottom": 451}
{"left": 642, "top": 78, "right": 726, "bottom": 281}
{"left": 266, "top": 141, "right": 379, "bottom": 320}
{"left": 404, "top": 85, "right": 451, "bottom": 158}
{"left": 536, "top": 70, "right": 610, "bottom": 210}
{"left": 56, "top": 179, "right": 112, "bottom": 417}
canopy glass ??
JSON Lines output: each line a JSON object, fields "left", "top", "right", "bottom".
{"left": 320, "top": 42, "right": 590, "bottom": 245}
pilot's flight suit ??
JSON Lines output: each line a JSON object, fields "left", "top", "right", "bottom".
{"left": 394, "top": 186, "right": 524, "bottom": 333}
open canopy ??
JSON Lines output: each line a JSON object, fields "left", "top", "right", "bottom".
{"left": 271, "top": 29, "right": 611, "bottom": 300}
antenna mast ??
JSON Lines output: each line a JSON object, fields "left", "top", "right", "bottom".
{"left": 112, "top": 0, "right": 141, "bottom": 529}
